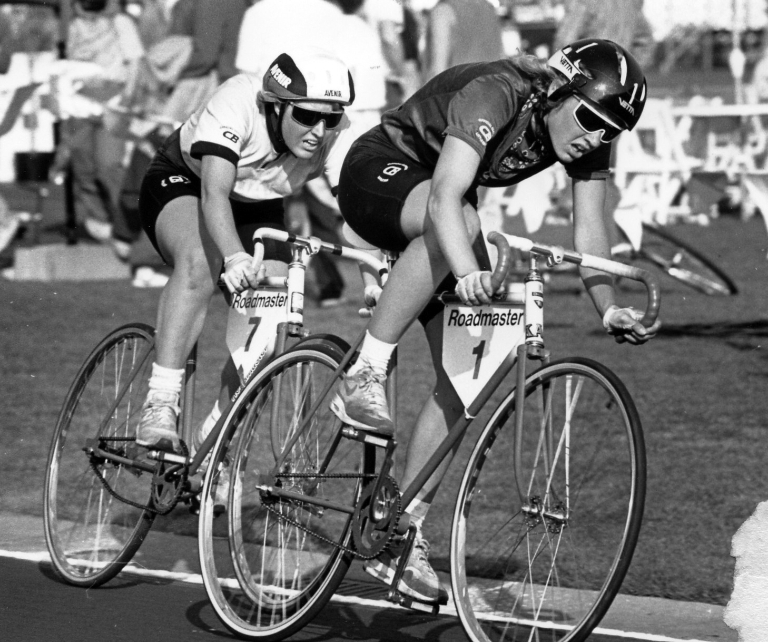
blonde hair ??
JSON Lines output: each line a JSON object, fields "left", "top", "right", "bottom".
{"left": 510, "top": 54, "right": 568, "bottom": 111}
{"left": 508, "top": 53, "right": 567, "bottom": 103}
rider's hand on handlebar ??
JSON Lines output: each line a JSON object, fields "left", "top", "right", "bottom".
{"left": 455, "top": 270, "right": 497, "bottom": 305}
{"left": 222, "top": 251, "right": 260, "bottom": 294}
{"left": 364, "top": 284, "right": 382, "bottom": 307}
{"left": 603, "top": 305, "right": 661, "bottom": 345}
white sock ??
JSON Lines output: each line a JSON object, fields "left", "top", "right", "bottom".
{"left": 148, "top": 363, "right": 184, "bottom": 398}
{"left": 405, "top": 494, "right": 431, "bottom": 535}
{"left": 348, "top": 331, "right": 396, "bottom": 376}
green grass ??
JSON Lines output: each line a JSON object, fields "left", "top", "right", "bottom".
{"left": 1, "top": 215, "right": 767, "bottom": 605}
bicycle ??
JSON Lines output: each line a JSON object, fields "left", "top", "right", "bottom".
{"left": 611, "top": 219, "right": 737, "bottom": 296}
{"left": 42, "top": 230, "right": 387, "bottom": 589}
{"left": 197, "top": 230, "right": 661, "bottom": 642}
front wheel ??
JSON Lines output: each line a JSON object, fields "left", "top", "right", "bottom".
{"left": 44, "top": 323, "right": 157, "bottom": 587}
{"left": 199, "top": 337, "right": 373, "bottom": 641}
{"left": 634, "top": 223, "right": 737, "bottom": 296}
{"left": 451, "top": 358, "right": 646, "bottom": 642}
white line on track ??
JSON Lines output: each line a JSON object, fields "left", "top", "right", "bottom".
{"left": 0, "top": 549, "right": 713, "bottom": 642}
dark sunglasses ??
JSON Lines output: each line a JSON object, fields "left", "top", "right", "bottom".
{"left": 572, "top": 100, "right": 623, "bottom": 143}
{"left": 289, "top": 104, "right": 344, "bottom": 129}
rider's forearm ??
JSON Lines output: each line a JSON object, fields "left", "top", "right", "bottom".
{"left": 201, "top": 190, "right": 243, "bottom": 259}
{"left": 581, "top": 271, "right": 617, "bottom": 319}
{"left": 572, "top": 178, "right": 616, "bottom": 319}
{"left": 575, "top": 223, "right": 615, "bottom": 316}
{"left": 428, "top": 190, "right": 479, "bottom": 277}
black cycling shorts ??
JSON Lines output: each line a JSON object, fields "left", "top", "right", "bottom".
{"left": 138, "top": 129, "right": 290, "bottom": 264}
{"left": 338, "top": 126, "right": 483, "bottom": 325}
{"left": 337, "top": 127, "right": 432, "bottom": 253}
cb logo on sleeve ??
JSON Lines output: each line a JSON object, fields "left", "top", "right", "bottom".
{"left": 223, "top": 131, "right": 240, "bottom": 143}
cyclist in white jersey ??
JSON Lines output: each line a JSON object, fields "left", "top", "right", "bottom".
{"left": 135, "top": 50, "right": 357, "bottom": 453}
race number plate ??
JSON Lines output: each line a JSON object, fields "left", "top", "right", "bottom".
{"left": 226, "top": 288, "right": 288, "bottom": 384}
{"left": 442, "top": 303, "right": 526, "bottom": 407}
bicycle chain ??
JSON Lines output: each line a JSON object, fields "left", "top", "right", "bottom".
{"left": 261, "top": 473, "right": 401, "bottom": 561}
{"left": 88, "top": 438, "right": 189, "bottom": 516}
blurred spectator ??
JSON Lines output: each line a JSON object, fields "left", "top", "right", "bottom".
{"left": 750, "top": 39, "right": 768, "bottom": 103}
{"left": 554, "top": 0, "right": 655, "bottom": 69}
{"left": 160, "top": 0, "right": 247, "bottom": 123}
{"left": 359, "top": 0, "right": 421, "bottom": 102}
{"left": 131, "top": 0, "right": 169, "bottom": 50}
{"left": 236, "top": 0, "right": 389, "bottom": 306}
{"left": 400, "top": 5, "right": 422, "bottom": 98}
{"left": 236, "top": 0, "right": 344, "bottom": 77}
{"left": 422, "top": 0, "right": 503, "bottom": 81}
{"left": 62, "top": 0, "right": 144, "bottom": 243}
{"left": 0, "top": 9, "right": 12, "bottom": 75}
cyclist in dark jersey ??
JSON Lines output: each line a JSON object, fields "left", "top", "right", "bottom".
{"left": 330, "top": 39, "right": 661, "bottom": 606}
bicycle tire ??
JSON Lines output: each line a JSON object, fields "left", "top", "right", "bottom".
{"left": 199, "top": 336, "right": 373, "bottom": 641}
{"left": 451, "top": 357, "right": 646, "bottom": 642}
{"left": 44, "top": 323, "right": 157, "bottom": 587}
{"left": 634, "top": 223, "right": 738, "bottom": 296}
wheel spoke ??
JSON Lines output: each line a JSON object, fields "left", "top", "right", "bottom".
{"left": 452, "top": 360, "right": 645, "bottom": 642}
{"left": 199, "top": 341, "right": 368, "bottom": 638}
{"left": 44, "top": 325, "right": 156, "bottom": 586}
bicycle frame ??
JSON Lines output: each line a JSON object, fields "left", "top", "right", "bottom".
{"left": 83, "top": 228, "right": 390, "bottom": 498}
{"left": 259, "top": 232, "right": 661, "bottom": 524}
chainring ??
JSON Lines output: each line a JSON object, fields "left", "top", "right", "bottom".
{"left": 149, "top": 441, "right": 189, "bottom": 515}
{"left": 352, "top": 475, "right": 400, "bottom": 559}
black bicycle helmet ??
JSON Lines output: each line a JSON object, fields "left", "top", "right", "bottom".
{"left": 547, "top": 38, "right": 647, "bottom": 131}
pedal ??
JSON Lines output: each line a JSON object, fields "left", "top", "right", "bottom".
{"left": 146, "top": 450, "right": 190, "bottom": 465}
{"left": 386, "top": 589, "right": 441, "bottom": 615}
{"left": 341, "top": 426, "right": 392, "bottom": 448}
{"left": 187, "top": 495, "right": 226, "bottom": 517}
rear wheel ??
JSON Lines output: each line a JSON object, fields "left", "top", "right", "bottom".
{"left": 629, "top": 223, "right": 738, "bottom": 296}
{"left": 451, "top": 358, "right": 645, "bottom": 642}
{"left": 44, "top": 323, "right": 157, "bottom": 586}
{"left": 199, "top": 337, "right": 373, "bottom": 641}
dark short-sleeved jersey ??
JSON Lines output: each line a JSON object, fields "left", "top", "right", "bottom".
{"left": 380, "top": 60, "right": 611, "bottom": 187}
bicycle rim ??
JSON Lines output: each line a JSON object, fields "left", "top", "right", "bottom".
{"left": 451, "top": 358, "right": 645, "bottom": 642}
{"left": 44, "top": 323, "right": 156, "bottom": 586}
{"left": 639, "top": 224, "right": 738, "bottom": 296}
{"left": 200, "top": 341, "right": 370, "bottom": 640}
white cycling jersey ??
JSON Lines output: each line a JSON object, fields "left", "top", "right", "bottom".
{"left": 178, "top": 74, "right": 356, "bottom": 202}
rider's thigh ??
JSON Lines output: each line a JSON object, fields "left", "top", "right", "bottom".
{"left": 401, "top": 180, "right": 482, "bottom": 242}
{"left": 155, "top": 195, "right": 220, "bottom": 290}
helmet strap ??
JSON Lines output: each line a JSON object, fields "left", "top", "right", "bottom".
{"left": 547, "top": 84, "right": 572, "bottom": 103}
{"left": 265, "top": 102, "right": 290, "bottom": 155}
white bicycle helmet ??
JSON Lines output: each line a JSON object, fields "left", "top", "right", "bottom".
{"left": 262, "top": 50, "right": 355, "bottom": 108}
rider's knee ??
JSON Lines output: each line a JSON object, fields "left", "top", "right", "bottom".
{"left": 171, "top": 248, "right": 216, "bottom": 295}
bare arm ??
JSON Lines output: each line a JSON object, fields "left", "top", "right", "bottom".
{"left": 200, "top": 155, "right": 242, "bottom": 258}
{"left": 572, "top": 177, "right": 615, "bottom": 316}
{"left": 428, "top": 135, "right": 483, "bottom": 279}
{"left": 573, "top": 177, "right": 659, "bottom": 343}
